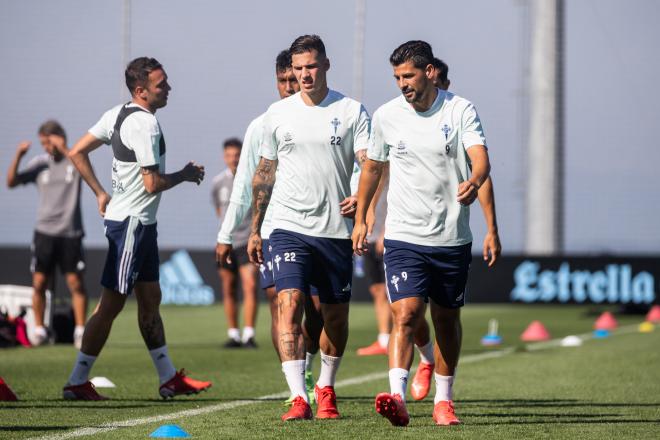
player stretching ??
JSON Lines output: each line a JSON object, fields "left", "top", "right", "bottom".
{"left": 354, "top": 41, "right": 492, "bottom": 426}
{"left": 62, "top": 57, "right": 211, "bottom": 400}
{"left": 407, "top": 57, "right": 501, "bottom": 402}
{"left": 248, "top": 35, "right": 370, "bottom": 421}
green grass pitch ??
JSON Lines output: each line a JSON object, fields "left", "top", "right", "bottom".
{"left": 1, "top": 302, "right": 659, "bottom": 439}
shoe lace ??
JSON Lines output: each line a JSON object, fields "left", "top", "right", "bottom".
{"left": 318, "top": 387, "right": 336, "bottom": 405}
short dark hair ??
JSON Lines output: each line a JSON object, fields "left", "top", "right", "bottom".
{"left": 389, "top": 40, "right": 434, "bottom": 69}
{"left": 125, "top": 57, "right": 163, "bottom": 95}
{"left": 290, "top": 34, "right": 326, "bottom": 57}
{"left": 276, "top": 50, "right": 292, "bottom": 73}
{"left": 432, "top": 57, "right": 449, "bottom": 83}
{"left": 38, "top": 120, "right": 66, "bottom": 142}
{"left": 223, "top": 137, "right": 242, "bottom": 150}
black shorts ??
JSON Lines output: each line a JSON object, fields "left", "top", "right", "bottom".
{"left": 218, "top": 245, "right": 251, "bottom": 271}
{"left": 363, "top": 242, "right": 385, "bottom": 285}
{"left": 31, "top": 231, "right": 85, "bottom": 275}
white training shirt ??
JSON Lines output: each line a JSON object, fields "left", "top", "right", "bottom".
{"left": 368, "top": 90, "right": 487, "bottom": 247}
{"left": 216, "top": 113, "right": 275, "bottom": 245}
{"left": 260, "top": 90, "right": 371, "bottom": 239}
{"left": 89, "top": 103, "right": 165, "bottom": 225}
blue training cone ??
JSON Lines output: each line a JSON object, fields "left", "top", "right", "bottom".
{"left": 150, "top": 425, "right": 191, "bottom": 438}
{"left": 480, "top": 319, "right": 503, "bottom": 346}
{"left": 593, "top": 329, "right": 610, "bottom": 339}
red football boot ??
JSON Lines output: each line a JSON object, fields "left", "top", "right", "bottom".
{"left": 315, "top": 385, "right": 340, "bottom": 419}
{"left": 433, "top": 400, "right": 461, "bottom": 425}
{"left": 159, "top": 369, "right": 212, "bottom": 399}
{"left": 375, "top": 392, "right": 409, "bottom": 426}
{"left": 410, "top": 361, "right": 434, "bottom": 400}
{"left": 281, "top": 396, "right": 313, "bottom": 421}
{"left": 356, "top": 341, "right": 388, "bottom": 356}
{"left": 62, "top": 381, "right": 109, "bottom": 401}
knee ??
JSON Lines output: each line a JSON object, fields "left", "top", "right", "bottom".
{"left": 66, "top": 274, "right": 85, "bottom": 295}
{"left": 393, "top": 308, "right": 420, "bottom": 331}
{"left": 32, "top": 276, "right": 48, "bottom": 294}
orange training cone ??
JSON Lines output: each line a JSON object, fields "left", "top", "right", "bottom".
{"left": 520, "top": 321, "right": 551, "bottom": 342}
{"left": 0, "top": 377, "right": 18, "bottom": 401}
{"left": 646, "top": 305, "right": 660, "bottom": 323}
{"left": 594, "top": 311, "right": 618, "bottom": 330}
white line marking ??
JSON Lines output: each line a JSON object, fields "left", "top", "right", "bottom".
{"left": 29, "top": 324, "right": 641, "bottom": 440}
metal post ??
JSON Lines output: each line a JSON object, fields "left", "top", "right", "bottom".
{"left": 525, "top": 0, "right": 564, "bottom": 254}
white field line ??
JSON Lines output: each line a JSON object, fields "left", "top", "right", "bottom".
{"left": 30, "top": 324, "right": 641, "bottom": 440}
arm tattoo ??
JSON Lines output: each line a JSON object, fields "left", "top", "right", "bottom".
{"left": 357, "top": 149, "right": 368, "bottom": 167}
{"left": 251, "top": 158, "right": 277, "bottom": 234}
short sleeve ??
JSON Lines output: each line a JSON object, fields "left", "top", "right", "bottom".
{"left": 367, "top": 111, "right": 390, "bottom": 162}
{"left": 352, "top": 104, "right": 371, "bottom": 153}
{"left": 259, "top": 112, "right": 278, "bottom": 161}
{"left": 15, "top": 155, "right": 48, "bottom": 185}
{"left": 88, "top": 109, "right": 115, "bottom": 144}
{"left": 461, "top": 102, "right": 487, "bottom": 149}
{"left": 121, "top": 112, "right": 161, "bottom": 167}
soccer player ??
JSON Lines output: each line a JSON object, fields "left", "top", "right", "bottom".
{"left": 406, "top": 57, "right": 502, "bottom": 403}
{"left": 353, "top": 41, "right": 494, "bottom": 426}
{"left": 248, "top": 35, "right": 370, "bottom": 421}
{"left": 62, "top": 57, "right": 211, "bottom": 400}
{"left": 6, "top": 121, "right": 88, "bottom": 348}
{"left": 212, "top": 137, "right": 259, "bottom": 348}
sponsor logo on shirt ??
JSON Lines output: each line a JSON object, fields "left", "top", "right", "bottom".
{"left": 284, "top": 132, "right": 293, "bottom": 142}
{"left": 395, "top": 140, "right": 408, "bottom": 156}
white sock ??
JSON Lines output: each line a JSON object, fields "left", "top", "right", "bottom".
{"left": 389, "top": 368, "right": 409, "bottom": 401}
{"left": 305, "top": 352, "right": 316, "bottom": 372}
{"left": 434, "top": 373, "right": 455, "bottom": 403}
{"left": 227, "top": 328, "right": 240, "bottom": 342}
{"left": 316, "top": 351, "right": 342, "bottom": 388}
{"left": 74, "top": 325, "right": 85, "bottom": 336}
{"left": 282, "top": 360, "right": 308, "bottom": 403}
{"left": 149, "top": 345, "right": 177, "bottom": 385}
{"left": 241, "top": 326, "right": 255, "bottom": 343}
{"left": 416, "top": 341, "right": 435, "bottom": 365}
{"left": 377, "top": 333, "right": 390, "bottom": 349}
{"left": 68, "top": 352, "right": 97, "bottom": 385}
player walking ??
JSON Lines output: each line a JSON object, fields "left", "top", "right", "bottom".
{"left": 248, "top": 35, "right": 371, "bottom": 421}
{"left": 353, "top": 41, "right": 493, "bottom": 426}
{"left": 62, "top": 57, "right": 211, "bottom": 400}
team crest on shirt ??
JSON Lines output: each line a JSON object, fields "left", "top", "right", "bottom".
{"left": 331, "top": 117, "right": 341, "bottom": 134}
{"left": 442, "top": 124, "right": 452, "bottom": 140}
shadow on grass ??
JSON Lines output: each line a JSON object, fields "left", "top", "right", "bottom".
{"left": 0, "top": 426, "right": 76, "bottom": 431}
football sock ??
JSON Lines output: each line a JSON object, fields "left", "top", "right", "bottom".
{"left": 434, "top": 373, "right": 455, "bottom": 403}
{"left": 149, "top": 345, "right": 177, "bottom": 385}
{"left": 316, "top": 351, "right": 341, "bottom": 388}
{"left": 415, "top": 340, "right": 434, "bottom": 365}
{"left": 282, "top": 360, "right": 308, "bottom": 403}
{"left": 241, "top": 326, "right": 255, "bottom": 343}
{"left": 227, "top": 327, "right": 240, "bottom": 342}
{"left": 378, "top": 333, "right": 390, "bottom": 349}
{"left": 305, "top": 352, "right": 316, "bottom": 372}
{"left": 389, "top": 368, "right": 409, "bottom": 401}
{"left": 67, "top": 352, "right": 97, "bottom": 386}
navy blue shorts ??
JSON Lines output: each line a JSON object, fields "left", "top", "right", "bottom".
{"left": 259, "top": 239, "right": 275, "bottom": 289}
{"left": 383, "top": 239, "right": 472, "bottom": 308}
{"left": 101, "top": 217, "right": 159, "bottom": 295}
{"left": 269, "top": 229, "right": 352, "bottom": 304}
